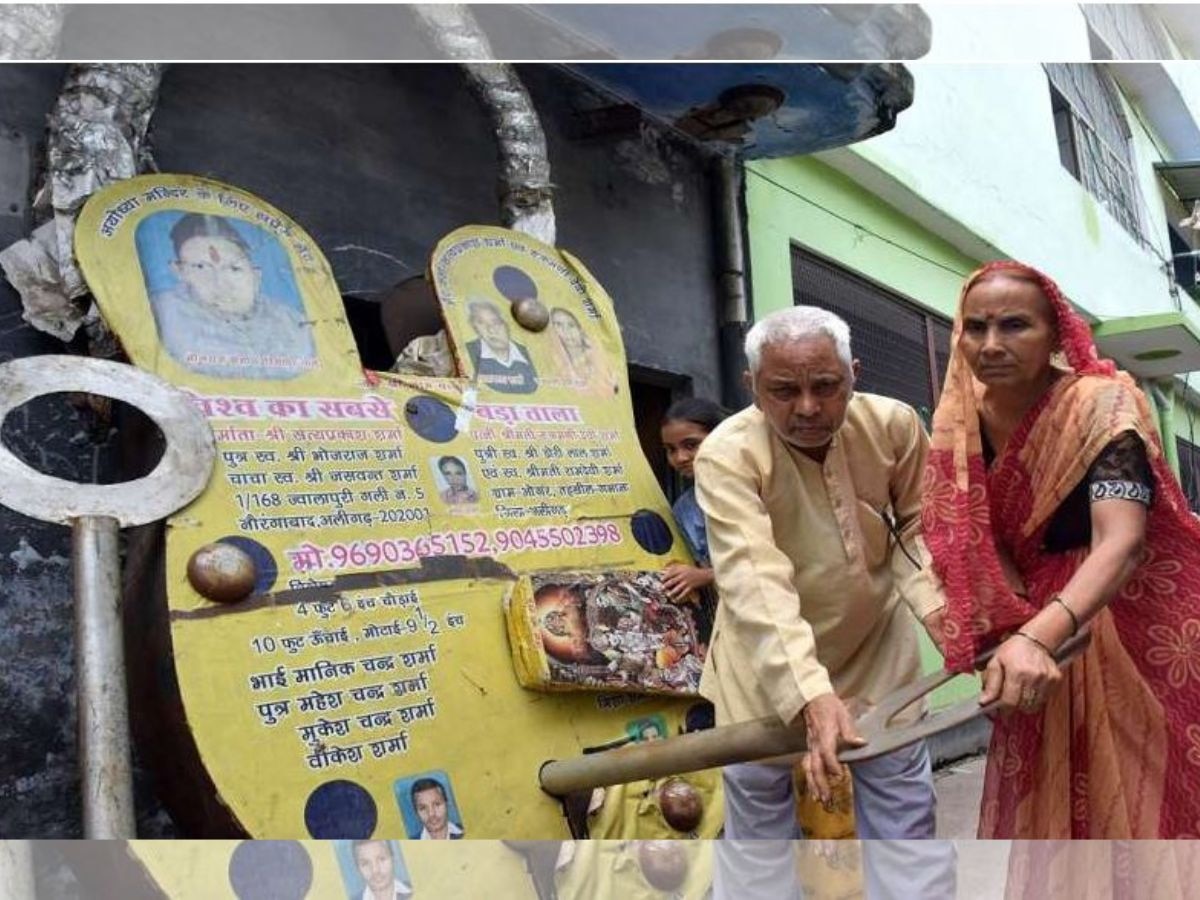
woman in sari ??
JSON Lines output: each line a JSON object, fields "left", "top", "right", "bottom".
{"left": 922, "top": 259, "right": 1200, "bottom": 838}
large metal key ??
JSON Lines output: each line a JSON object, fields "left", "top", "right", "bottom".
{"left": 0, "top": 356, "right": 215, "bottom": 838}
{"left": 539, "top": 629, "right": 1092, "bottom": 798}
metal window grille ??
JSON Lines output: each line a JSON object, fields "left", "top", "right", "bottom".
{"left": 790, "top": 247, "right": 951, "bottom": 428}
{"left": 1045, "top": 64, "right": 1148, "bottom": 246}
{"left": 1080, "top": 5, "right": 1176, "bottom": 60}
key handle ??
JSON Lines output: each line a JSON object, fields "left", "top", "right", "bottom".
{"left": 839, "top": 628, "right": 1092, "bottom": 763}
{"left": 0, "top": 355, "right": 215, "bottom": 526}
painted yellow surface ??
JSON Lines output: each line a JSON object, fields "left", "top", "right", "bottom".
{"left": 126, "top": 838, "right": 867, "bottom": 900}
{"left": 556, "top": 841, "right": 712, "bottom": 899}
{"left": 75, "top": 175, "right": 719, "bottom": 839}
{"left": 129, "top": 840, "right": 537, "bottom": 898}
{"left": 128, "top": 839, "right": 718, "bottom": 899}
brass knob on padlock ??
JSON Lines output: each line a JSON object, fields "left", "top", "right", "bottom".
{"left": 512, "top": 296, "right": 550, "bottom": 332}
{"left": 187, "top": 542, "right": 257, "bottom": 604}
{"left": 658, "top": 777, "right": 703, "bottom": 833}
{"left": 637, "top": 840, "right": 688, "bottom": 892}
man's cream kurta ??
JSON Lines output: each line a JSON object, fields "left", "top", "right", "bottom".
{"left": 695, "top": 393, "right": 946, "bottom": 728}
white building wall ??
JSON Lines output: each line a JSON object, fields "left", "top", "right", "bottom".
{"left": 921, "top": 3, "right": 1093, "bottom": 61}
{"left": 818, "top": 60, "right": 1190, "bottom": 323}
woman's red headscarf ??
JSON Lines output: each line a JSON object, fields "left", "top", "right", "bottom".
{"left": 923, "top": 261, "right": 1125, "bottom": 671}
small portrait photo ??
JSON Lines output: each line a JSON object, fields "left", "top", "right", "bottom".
{"left": 464, "top": 297, "right": 539, "bottom": 395}
{"left": 334, "top": 839, "right": 413, "bottom": 900}
{"left": 548, "top": 306, "right": 619, "bottom": 397}
{"left": 430, "top": 454, "right": 479, "bottom": 507}
{"left": 134, "top": 209, "right": 317, "bottom": 380}
{"left": 393, "top": 770, "right": 465, "bottom": 840}
{"left": 626, "top": 713, "right": 669, "bottom": 743}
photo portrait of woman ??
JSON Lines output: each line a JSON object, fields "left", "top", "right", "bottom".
{"left": 136, "top": 210, "right": 317, "bottom": 380}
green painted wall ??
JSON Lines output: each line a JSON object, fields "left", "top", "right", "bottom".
{"left": 745, "top": 155, "right": 982, "bottom": 706}
{"left": 1174, "top": 388, "right": 1200, "bottom": 447}
{"left": 746, "top": 157, "right": 978, "bottom": 321}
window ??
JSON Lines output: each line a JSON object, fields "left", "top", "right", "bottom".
{"left": 1176, "top": 437, "right": 1200, "bottom": 513}
{"left": 628, "top": 364, "right": 692, "bottom": 500}
{"left": 1170, "top": 225, "right": 1200, "bottom": 300}
{"left": 1081, "top": 5, "right": 1177, "bottom": 61}
{"left": 1045, "top": 64, "right": 1147, "bottom": 245}
{"left": 790, "top": 247, "right": 951, "bottom": 429}
{"left": 1050, "top": 86, "right": 1080, "bottom": 179}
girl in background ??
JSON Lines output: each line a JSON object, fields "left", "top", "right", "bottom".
{"left": 660, "top": 398, "right": 726, "bottom": 612}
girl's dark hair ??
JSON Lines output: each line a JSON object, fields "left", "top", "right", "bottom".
{"left": 663, "top": 397, "right": 726, "bottom": 433}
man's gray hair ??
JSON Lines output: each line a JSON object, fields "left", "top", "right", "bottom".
{"left": 744, "top": 306, "right": 853, "bottom": 375}
{"left": 466, "top": 298, "right": 502, "bottom": 322}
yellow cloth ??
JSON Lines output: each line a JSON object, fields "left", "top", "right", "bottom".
{"left": 556, "top": 840, "right": 712, "bottom": 899}
{"left": 589, "top": 770, "right": 725, "bottom": 839}
{"left": 694, "top": 395, "right": 945, "bottom": 727}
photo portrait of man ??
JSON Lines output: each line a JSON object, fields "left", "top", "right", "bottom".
{"left": 393, "top": 773, "right": 465, "bottom": 840}
{"left": 137, "top": 211, "right": 317, "bottom": 380}
{"left": 412, "top": 777, "right": 464, "bottom": 839}
{"left": 338, "top": 840, "right": 412, "bottom": 900}
{"left": 463, "top": 298, "right": 538, "bottom": 394}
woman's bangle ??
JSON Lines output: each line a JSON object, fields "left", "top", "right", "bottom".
{"left": 1014, "top": 631, "right": 1055, "bottom": 658}
{"left": 1050, "top": 595, "right": 1080, "bottom": 636}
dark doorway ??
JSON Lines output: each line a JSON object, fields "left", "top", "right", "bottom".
{"left": 628, "top": 364, "right": 691, "bottom": 499}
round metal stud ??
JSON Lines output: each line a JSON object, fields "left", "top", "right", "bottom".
{"left": 512, "top": 296, "right": 550, "bottom": 332}
{"left": 658, "top": 777, "right": 704, "bottom": 833}
{"left": 187, "top": 542, "right": 258, "bottom": 604}
{"left": 637, "top": 840, "right": 689, "bottom": 892}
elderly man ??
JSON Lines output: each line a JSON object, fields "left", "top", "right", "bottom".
{"left": 695, "top": 305, "right": 948, "bottom": 841}
{"left": 465, "top": 299, "right": 539, "bottom": 394}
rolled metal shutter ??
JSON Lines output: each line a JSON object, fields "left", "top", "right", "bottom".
{"left": 790, "top": 247, "right": 950, "bottom": 425}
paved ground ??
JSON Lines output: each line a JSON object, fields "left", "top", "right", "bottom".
{"left": 934, "top": 754, "right": 1012, "bottom": 899}
{"left": 934, "top": 754, "right": 986, "bottom": 839}
{"left": 951, "top": 839, "right": 1012, "bottom": 900}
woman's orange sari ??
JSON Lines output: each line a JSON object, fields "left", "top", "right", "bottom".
{"left": 1004, "top": 840, "right": 1200, "bottom": 899}
{"left": 922, "top": 261, "right": 1200, "bottom": 838}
